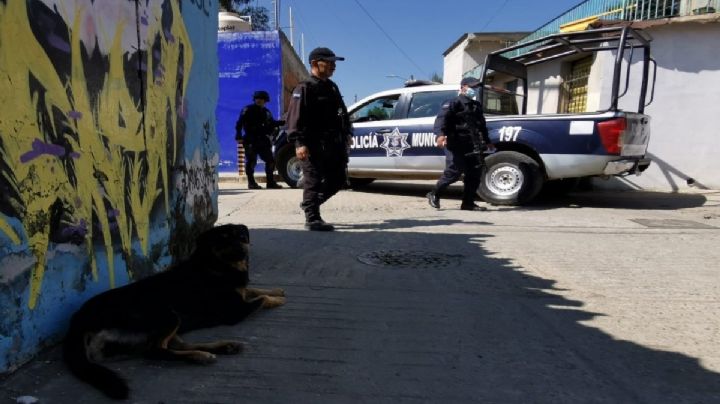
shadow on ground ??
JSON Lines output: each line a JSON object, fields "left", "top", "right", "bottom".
{"left": 217, "top": 188, "right": 250, "bottom": 196}
{"left": 2, "top": 219, "right": 719, "bottom": 403}
{"left": 353, "top": 181, "right": 710, "bottom": 210}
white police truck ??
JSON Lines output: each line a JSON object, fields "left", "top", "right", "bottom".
{"left": 274, "top": 26, "right": 654, "bottom": 205}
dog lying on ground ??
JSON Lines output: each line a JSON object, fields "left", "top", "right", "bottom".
{"left": 63, "top": 224, "right": 285, "bottom": 400}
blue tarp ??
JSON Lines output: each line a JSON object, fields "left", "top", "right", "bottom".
{"left": 216, "top": 31, "right": 282, "bottom": 173}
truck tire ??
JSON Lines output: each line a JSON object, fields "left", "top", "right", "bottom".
{"left": 478, "top": 151, "right": 544, "bottom": 206}
{"left": 276, "top": 144, "right": 302, "bottom": 188}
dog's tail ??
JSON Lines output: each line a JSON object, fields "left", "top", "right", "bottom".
{"left": 63, "top": 329, "right": 129, "bottom": 400}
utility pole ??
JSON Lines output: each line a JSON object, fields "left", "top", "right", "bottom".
{"left": 272, "top": 0, "right": 280, "bottom": 30}
{"left": 289, "top": 6, "right": 294, "bottom": 48}
{"left": 301, "top": 33, "right": 305, "bottom": 64}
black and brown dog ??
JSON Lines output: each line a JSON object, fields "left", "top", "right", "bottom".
{"left": 63, "top": 224, "right": 285, "bottom": 400}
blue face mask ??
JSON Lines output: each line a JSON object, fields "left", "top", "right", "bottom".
{"left": 464, "top": 87, "right": 477, "bottom": 99}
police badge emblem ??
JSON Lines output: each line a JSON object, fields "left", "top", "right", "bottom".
{"left": 380, "top": 128, "right": 411, "bottom": 157}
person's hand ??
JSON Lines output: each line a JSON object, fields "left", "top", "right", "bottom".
{"left": 435, "top": 135, "right": 447, "bottom": 148}
{"left": 485, "top": 143, "right": 497, "bottom": 153}
{"left": 296, "top": 146, "right": 309, "bottom": 160}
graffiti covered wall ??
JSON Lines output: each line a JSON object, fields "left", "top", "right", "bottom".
{"left": 0, "top": 0, "right": 219, "bottom": 372}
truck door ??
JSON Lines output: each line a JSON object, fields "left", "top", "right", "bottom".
{"left": 393, "top": 90, "right": 457, "bottom": 172}
{"left": 348, "top": 94, "right": 402, "bottom": 171}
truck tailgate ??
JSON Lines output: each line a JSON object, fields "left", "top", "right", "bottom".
{"left": 621, "top": 113, "right": 651, "bottom": 157}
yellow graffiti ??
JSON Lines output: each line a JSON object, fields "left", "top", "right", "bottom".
{"left": 0, "top": 219, "right": 21, "bottom": 245}
{"left": 0, "top": 0, "right": 193, "bottom": 309}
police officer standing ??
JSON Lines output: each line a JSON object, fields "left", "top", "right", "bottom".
{"left": 427, "top": 77, "right": 496, "bottom": 211}
{"left": 286, "top": 47, "right": 352, "bottom": 231}
{"left": 235, "top": 90, "right": 284, "bottom": 190}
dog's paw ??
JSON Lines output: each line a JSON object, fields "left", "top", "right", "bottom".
{"left": 191, "top": 351, "right": 217, "bottom": 364}
{"left": 218, "top": 341, "right": 244, "bottom": 355}
{"left": 264, "top": 296, "right": 286, "bottom": 308}
{"left": 270, "top": 288, "right": 285, "bottom": 297}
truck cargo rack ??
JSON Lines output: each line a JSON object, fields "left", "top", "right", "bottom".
{"left": 479, "top": 26, "right": 656, "bottom": 114}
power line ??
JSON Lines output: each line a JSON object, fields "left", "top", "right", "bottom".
{"left": 351, "top": 0, "right": 428, "bottom": 77}
{"left": 478, "top": 0, "right": 511, "bottom": 32}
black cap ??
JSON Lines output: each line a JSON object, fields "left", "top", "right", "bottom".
{"left": 253, "top": 90, "right": 270, "bottom": 101}
{"left": 308, "top": 47, "right": 345, "bottom": 63}
{"left": 460, "top": 77, "right": 481, "bottom": 87}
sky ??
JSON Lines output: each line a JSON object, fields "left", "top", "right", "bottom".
{"left": 252, "top": 0, "right": 583, "bottom": 104}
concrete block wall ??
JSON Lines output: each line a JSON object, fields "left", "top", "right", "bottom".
{"left": 0, "top": 0, "right": 219, "bottom": 373}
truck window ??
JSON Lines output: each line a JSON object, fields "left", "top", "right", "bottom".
{"left": 349, "top": 95, "right": 400, "bottom": 123}
{"left": 407, "top": 90, "right": 457, "bottom": 118}
{"left": 483, "top": 88, "right": 520, "bottom": 115}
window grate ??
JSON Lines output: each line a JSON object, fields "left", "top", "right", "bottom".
{"left": 563, "top": 56, "right": 594, "bottom": 113}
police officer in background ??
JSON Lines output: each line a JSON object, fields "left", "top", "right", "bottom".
{"left": 427, "top": 77, "right": 496, "bottom": 211}
{"left": 235, "top": 90, "right": 284, "bottom": 190}
{"left": 286, "top": 47, "right": 352, "bottom": 231}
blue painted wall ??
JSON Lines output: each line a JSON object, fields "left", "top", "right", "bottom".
{"left": 217, "top": 31, "right": 283, "bottom": 174}
{"left": 0, "top": 0, "right": 218, "bottom": 373}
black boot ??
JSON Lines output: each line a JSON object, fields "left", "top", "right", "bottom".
{"left": 265, "top": 164, "right": 282, "bottom": 188}
{"left": 426, "top": 191, "right": 440, "bottom": 209}
{"left": 304, "top": 211, "right": 334, "bottom": 231}
{"left": 248, "top": 180, "right": 261, "bottom": 190}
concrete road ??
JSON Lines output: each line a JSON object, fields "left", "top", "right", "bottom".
{"left": 2, "top": 180, "right": 720, "bottom": 403}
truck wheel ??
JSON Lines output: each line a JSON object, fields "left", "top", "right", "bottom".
{"left": 348, "top": 178, "right": 375, "bottom": 188}
{"left": 276, "top": 144, "right": 302, "bottom": 188}
{"left": 478, "top": 151, "right": 544, "bottom": 205}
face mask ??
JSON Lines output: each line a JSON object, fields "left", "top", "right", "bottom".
{"left": 464, "top": 87, "right": 477, "bottom": 99}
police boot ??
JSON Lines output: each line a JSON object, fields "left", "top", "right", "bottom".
{"left": 265, "top": 164, "right": 282, "bottom": 189}
{"left": 426, "top": 191, "right": 440, "bottom": 209}
{"left": 304, "top": 211, "right": 334, "bottom": 232}
{"left": 247, "top": 180, "right": 261, "bottom": 190}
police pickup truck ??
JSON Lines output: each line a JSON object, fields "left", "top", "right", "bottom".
{"left": 273, "top": 26, "right": 654, "bottom": 205}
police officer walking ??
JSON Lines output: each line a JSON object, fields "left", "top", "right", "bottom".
{"left": 235, "top": 90, "right": 284, "bottom": 190}
{"left": 286, "top": 47, "right": 352, "bottom": 231}
{"left": 427, "top": 77, "right": 496, "bottom": 210}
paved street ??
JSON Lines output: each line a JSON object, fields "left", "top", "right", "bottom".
{"left": 2, "top": 180, "right": 720, "bottom": 403}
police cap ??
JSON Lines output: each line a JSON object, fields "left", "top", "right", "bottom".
{"left": 308, "top": 47, "right": 345, "bottom": 64}
{"left": 253, "top": 90, "right": 270, "bottom": 101}
{"left": 460, "top": 77, "right": 481, "bottom": 87}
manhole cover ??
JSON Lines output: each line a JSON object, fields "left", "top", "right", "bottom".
{"left": 631, "top": 219, "right": 717, "bottom": 229}
{"left": 357, "top": 250, "right": 463, "bottom": 269}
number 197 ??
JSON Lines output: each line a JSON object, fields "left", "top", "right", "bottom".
{"left": 499, "top": 126, "right": 522, "bottom": 142}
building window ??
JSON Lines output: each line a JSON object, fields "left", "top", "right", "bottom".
{"left": 562, "top": 56, "right": 593, "bottom": 114}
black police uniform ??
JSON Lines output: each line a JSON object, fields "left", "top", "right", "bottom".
{"left": 428, "top": 89, "right": 491, "bottom": 210}
{"left": 286, "top": 75, "right": 351, "bottom": 229}
{"left": 235, "top": 92, "right": 282, "bottom": 189}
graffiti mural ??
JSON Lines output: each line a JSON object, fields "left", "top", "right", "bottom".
{"left": 0, "top": 0, "right": 218, "bottom": 372}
